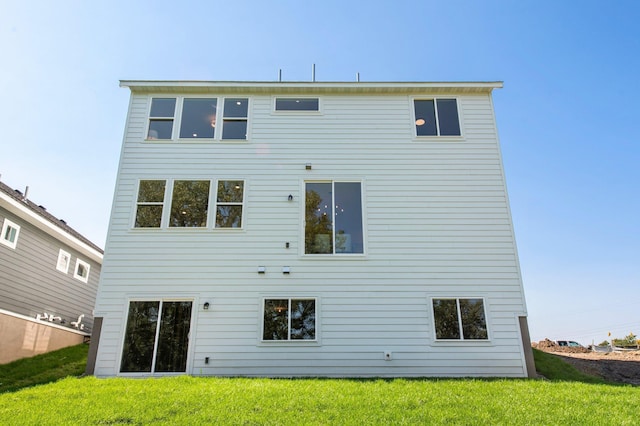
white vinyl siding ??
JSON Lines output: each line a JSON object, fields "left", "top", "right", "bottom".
{"left": 93, "top": 87, "right": 528, "bottom": 378}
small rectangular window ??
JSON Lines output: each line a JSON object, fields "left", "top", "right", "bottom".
{"left": 222, "top": 98, "right": 248, "bottom": 140}
{"left": 0, "top": 218, "right": 20, "bottom": 249}
{"left": 305, "top": 182, "right": 363, "bottom": 254}
{"left": 414, "top": 99, "right": 460, "bottom": 136}
{"left": 74, "top": 259, "right": 90, "bottom": 283}
{"left": 135, "top": 180, "right": 166, "bottom": 228}
{"left": 56, "top": 249, "right": 71, "bottom": 273}
{"left": 263, "top": 298, "right": 316, "bottom": 341}
{"left": 275, "top": 98, "right": 319, "bottom": 111}
{"left": 169, "top": 180, "right": 210, "bottom": 227}
{"left": 432, "top": 298, "right": 488, "bottom": 340}
{"left": 215, "top": 180, "right": 244, "bottom": 228}
{"left": 179, "top": 98, "right": 217, "bottom": 139}
{"left": 147, "top": 98, "right": 176, "bottom": 139}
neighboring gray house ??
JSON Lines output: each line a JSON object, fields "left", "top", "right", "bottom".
{"left": 90, "top": 80, "right": 534, "bottom": 378}
{"left": 0, "top": 180, "right": 103, "bottom": 363}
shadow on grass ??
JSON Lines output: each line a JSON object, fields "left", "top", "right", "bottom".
{"left": 0, "top": 343, "right": 89, "bottom": 394}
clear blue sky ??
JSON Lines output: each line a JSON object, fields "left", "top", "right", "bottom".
{"left": 1, "top": 1, "right": 638, "bottom": 344}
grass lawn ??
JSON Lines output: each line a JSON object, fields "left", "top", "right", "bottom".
{"left": 1, "top": 346, "right": 638, "bottom": 425}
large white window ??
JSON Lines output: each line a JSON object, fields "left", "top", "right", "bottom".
{"left": 135, "top": 180, "right": 166, "bottom": 228}
{"left": 169, "top": 180, "right": 211, "bottom": 228}
{"left": 146, "top": 97, "right": 248, "bottom": 141}
{"left": 120, "top": 300, "right": 193, "bottom": 373}
{"left": 414, "top": 99, "right": 461, "bottom": 136}
{"left": 0, "top": 218, "right": 20, "bottom": 249}
{"left": 432, "top": 298, "right": 488, "bottom": 340}
{"left": 74, "top": 259, "right": 90, "bottom": 283}
{"left": 56, "top": 249, "right": 71, "bottom": 273}
{"left": 214, "top": 180, "right": 245, "bottom": 228}
{"left": 275, "top": 97, "right": 319, "bottom": 111}
{"left": 305, "top": 182, "right": 363, "bottom": 254}
{"left": 262, "top": 298, "right": 316, "bottom": 341}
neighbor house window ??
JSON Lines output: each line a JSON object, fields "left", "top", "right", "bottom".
{"left": 221, "top": 98, "right": 248, "bottom": 140}
{"left": 0, "top": 218, "right": 20, "bottom": 249}
{"left": 414, "top": 99, "right": 461, "bottom": 136}
{"left": 169, "top": 180, "right": 210, "bottom": 227}
{"left": 74, "top": 259, "right": 90, "bottom": 283}
{"left": 275, "top": 98, "right": 319, "bottom": 111}
{"left": 120, "top": 300, "right": 193, "bottom": 373}
{"left": 432, "top": 298, "right": 488, "bottom": 340}
{"left": 215, "top": 180, "right": 244, "bottom": 228}
{"left": 305, "top": 182, "right": 363, "bottom": 254}
{"left": 263, "top": 298, "right": 316, "bottom": 341}
{"left": 179, "top": 98, "right": 217, "bottom": 139}
{"left": 147, "top": 98, "right": 176, "bottom": 139}
{"left": 135, "top": 180, "right": 166, "bottom": 228}
{"left": 56, "top": 249, "right": 71, "bottom": 273}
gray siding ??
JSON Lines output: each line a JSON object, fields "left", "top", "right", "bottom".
{"left": 0, "top": 210, "right": 100, "bottom": 330}
{"left": 94, "top": 88, "right": 529, "bottom": 377}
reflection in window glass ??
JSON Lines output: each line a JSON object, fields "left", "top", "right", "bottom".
{"left": 155, "top": 301, "right": 193, "bottom": 372}
{"left": 148, "top": 98, "right": 176, "bottom": 139}
{"left": 436, "top": 99, "right": 461, "bottom": 136}
{"left": 169, "top": 180, "right": 210, "bottom": 227}
{"left": 180, "top": 98, "right": 217, "bottom": 138}
{"left": 263, "top": 299, "right": 316, "bottom": 341}
{"left": 135, "top": 180, "right": 166, "bottom": 228}
{"left": 305, "top": 182, "right": 363, "bottom": 254}
{"left": 215, "top": 180, "right": 244, "bottom": 228}
{"left": 222, "top": 98, "right": 248, "bottom": 140}
{"left": 414, "top": 99, "right": 461, "bottom": 136}
{"left": 433, "top": 298, "right": 488, "bottom": 340}
{"left": 121, "top": 301, "right": 159, "bottom": 373}
{"left": 414, "top": 100, "right": 437, "bottom": 136}
{"left": 275, "top": 98, "right": 319, "bottom": 111}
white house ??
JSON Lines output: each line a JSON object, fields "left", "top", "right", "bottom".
{"left": 88, "top": 80, "right": 535, "bottom": 378}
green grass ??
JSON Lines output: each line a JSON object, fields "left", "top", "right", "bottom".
{"left": 0, "top": 346, "right": 638, "bottom": 425}
{"left": 0, "top": 344, "right": 88, "bottom": 393}
{"left": 532, "top": 348, "right": 608, "bottom": 384}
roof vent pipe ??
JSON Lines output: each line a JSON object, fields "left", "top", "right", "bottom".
{"left": 312, "top": 64, "right": 315, "bottom": 82}
{"left": 356, "top": 72, "right": 360, "bottom": 82}
{"left": 24, "top": 186, "right": 29, "bottom": 200}
{"left": 278, "top": 69, "right": 282, "bottom": 82}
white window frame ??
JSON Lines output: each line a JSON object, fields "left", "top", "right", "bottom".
{"left": 431, "top": 297, "right": 489, "bottom": 341}
{"left": 0, "top": 218, "right": 20, "bottom": 249}
{"left": 73, "top": 259, "right": 90, "bottom": 283}
{"left": 145, "top": 96, "right": 250, "bottom": 142}
{"left": 412, "top": 97, "right": 462, "bottom": 138}
{"left": 213, "top": 179, "right": 246, "bottom": 229}
{"left": 133, "top": 179, "right": 168, "bottom": 229}
{"left": 56, "top": 249, "right": 71, "bottom": 273}
{"left": 273, "top": 97, "right": 321, "bottom": 113}
{"left": 261, "top": 297, "right": 318, "bottom": 343}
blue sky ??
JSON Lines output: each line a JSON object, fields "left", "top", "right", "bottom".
{"left": 1, "top": 1, "right": 638, "bottom": 344}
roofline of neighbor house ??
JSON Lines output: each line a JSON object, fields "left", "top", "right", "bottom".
{"left": 120, "top": 80, "right": 503, "bottom": 95}
{"left": 0, "top": 181, "right": 103, "bottom": 264}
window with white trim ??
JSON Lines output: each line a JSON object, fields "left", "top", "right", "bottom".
{"left": 215, "top": 180, "right": 244, "bottom": 228}
{"left": 263, "top": 298, "right": 316, "bottom": 341}
{"left": 275, "top": 97, "right": 319, "bottom": 111}
{"left": 0, "top": 218, "right": 20, "bottom": 249}
{"left": 135, "top": 180, "right": 166, "bottom": 228}
{"left": 414, "top": 99, "right": 461, "bottom": 136}
{"left": 169, "top": 180, "right": 211, "bottom": 228}
{"left": 56, "top": 249, "right": 71, "bottom": 273}
{"left": 432, "top": 298, "right": 488, "bottom": 340}
{"left": 74, "top": 259, "right": 90, "bottom": 283}
{"left": 305, "top": 181, "right": 363, "bottom": 254}
{"left": 146, "top": 97, "right": 248, "bottom": 141}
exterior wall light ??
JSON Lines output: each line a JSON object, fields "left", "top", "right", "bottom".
{"left": 288, "top": 194, "right": 293, "bottom": 201}
{"left": 203, "top": 302, "right": 210, "bottom": 310}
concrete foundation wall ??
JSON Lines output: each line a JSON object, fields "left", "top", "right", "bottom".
{"left": 0, "top": 311, "right": 88, "bottom": 364}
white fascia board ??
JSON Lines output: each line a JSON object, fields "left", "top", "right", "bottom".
{"left": 120, "top": 80, "right": 503, "bottom": 94}
{"left": 0, "top": 192, "right": 103, "bottom": 264}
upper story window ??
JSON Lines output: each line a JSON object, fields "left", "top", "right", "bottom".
{"left": 135, "top": 180, "right": 166, "bottom": 228}
{"left": 134, "top": 179, "right": 245, "bottom": 229}
{"left": 74, "top": 259, "right": 91, "bottom": 283}
{"left": 414, "top": 99, "right": 461, "bottom": 136}
{"left": 147, "top": 97, "right": 248, "bottom": 141}
{"left": 432, "top": 298, "right": 488, "bottom": 340}
{"left": 305, "top": 181, "right": 363, "bottom": 255}
{"left": 263, "top": 298, "right": 316, "bottom": 341}
{"left": 56, "top": 249, "right": 71, "bottom": 273}
{"left": 169, "top": 180, "right": 211, "bottom": 228}
{"left": 275, "top": 98, "right": 319, "bottom": 111}
{"left": 0, "top": 218, "right": 20, "bottom": 249}
{"left": 215, "top": 180, "right": 245, "bottom": 228}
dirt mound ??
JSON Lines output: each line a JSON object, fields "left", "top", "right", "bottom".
{"left": 532, "top": 338, "right": 590, "bottom": 353}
